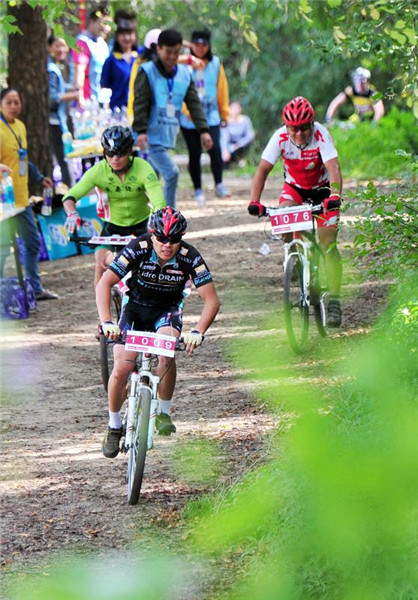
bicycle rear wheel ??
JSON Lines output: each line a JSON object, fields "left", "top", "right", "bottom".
{"left": 283, "top": 254, "right": 309, "bottom": 353}
{"left": 127, "top": 386, "right": 151, "bottom": 505}
{"left": 99, "top": 288, "right": 122, "bottom": 391}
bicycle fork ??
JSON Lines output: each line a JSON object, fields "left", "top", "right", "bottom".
{"left": 124, "top": 368, "right": 160, "bottom": 452}
{"left": 283, "top": 239, "right": 312, "bottom": 307}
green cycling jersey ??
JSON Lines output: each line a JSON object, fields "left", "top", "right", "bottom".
{"left": 62, "top": 157, "right": 165, "bottom": 226}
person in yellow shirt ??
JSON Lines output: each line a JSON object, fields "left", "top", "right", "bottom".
{"left": 0, "top": 88, "right": 58, "bottom": 300}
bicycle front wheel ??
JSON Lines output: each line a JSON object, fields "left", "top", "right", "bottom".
{"left": 127, "top": 386, "right": 151, "bottom": 505}
{"left": 283, "top": 254, "right": 309, "bottom": 353}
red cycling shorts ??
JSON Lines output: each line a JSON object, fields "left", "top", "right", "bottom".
{"left": 279, "top": 183, "right": 340, "bottom": 228}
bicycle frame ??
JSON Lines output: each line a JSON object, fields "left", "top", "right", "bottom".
{"left": 282, "top": 238, "right": 312, "bottom": 308}
{"left": 124, "top": 354, "right": 160, "bottom": 452}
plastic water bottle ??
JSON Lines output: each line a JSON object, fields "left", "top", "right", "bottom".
{"left": 196, "top": 70, "right": 205, "bottom": 99}
{"left": 41, "top": 187, "right": 53, "bottom": 216}
{"left": 62, "top": 131, "right": 74, "bottom": 155}
{"left": 3, "top": 173, "right": 15, "bottom": 209}
{"left": 0, "top": 176, "right": 5, "bottom": 205}
{"left": 96, "top": 189, "right": 110, "bottom": 220}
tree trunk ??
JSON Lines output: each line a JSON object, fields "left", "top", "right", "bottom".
{"left": 7, "top": 1, "right": 51, "bottom": 183}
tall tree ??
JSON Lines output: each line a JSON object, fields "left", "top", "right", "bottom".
{"left": 7, "top": 1, "right": 50, "bottom": 178}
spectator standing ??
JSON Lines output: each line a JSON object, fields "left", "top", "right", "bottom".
{"left": 133, "top": 29, "right": 213, "bottom": 209}
{"left": 127, "top": 28, "right": 161, "bottom": 124}
{"left": 325, "top": 67, "right": 385, "bottom": 123}
{"left": 0, "top": 88, "right": 58, "bottom": 300}
{"left": 100, "top": 18, "right": 138, "bottom": 110}
{"left": 180, "top": 28, "right": 230, "bottom": 205}
{"left": 73, "top": 7, "right": 110, "bottom": 107}
{"left": 221, "top": 100, "right": 255, "bottom": 167}
{"left": 47, "top": 35, "right": 79, "bottom": 186}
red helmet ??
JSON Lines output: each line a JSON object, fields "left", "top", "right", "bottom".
{"left": 148, "top": 206, "right": 187, "bottom": 239}
{"left": 282, "top": 96, "right": 315, "bottom": 127}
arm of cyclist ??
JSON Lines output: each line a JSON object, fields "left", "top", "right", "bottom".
{"left": 183, "top": 282, "right": 220, "bottom": 357}
{"left": 62, "top": 164, "right": 101, "bottom": 232}
{"left": 142, "top": 162, "right": 166, "bottom": 210}
{"left": 247, "top": 159, "right": 275, "bottom": 217}
{"left": 323, "top": 157, "right": 343, "bottom": 213}
{"left": 325, "top": 91, "right": 348, "bottom": 123}
{"left": 96, "top": 269, "right": 121, "bottom": 339}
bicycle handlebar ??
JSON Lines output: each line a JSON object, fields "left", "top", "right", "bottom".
{"left": 264, "top": 199, "right": 341, "bottom": 217}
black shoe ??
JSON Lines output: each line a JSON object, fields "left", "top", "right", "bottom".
{"left": 156, "top": 412, "right": 176, "bottom": 436}
{"left": 327, "top": 298, "right": 342, "bottom": 328}
{"left": 35, "top": 288, "right": 59, "bottom": 300}
{"left": 102, "top": 426, "right": 123, "bottom": 458}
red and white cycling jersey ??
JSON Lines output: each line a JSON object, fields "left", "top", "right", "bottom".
{"left": 262, "top": 122, "right": 338, "bottom": 190}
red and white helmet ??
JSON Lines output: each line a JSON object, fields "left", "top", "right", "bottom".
{"left": 282, "top": 96, "right": 315, "bottom": 127}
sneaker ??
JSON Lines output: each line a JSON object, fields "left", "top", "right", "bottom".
{"left": 35, "top": 288, "right": 59, "bottom": 301}
{"left": 215, "top": 183, "right": 230, "bottom": 198}
{"left": 327, "top": 298, "right": 342, "bottom": 328}
{"left": 156, "top": 412, "right": 176, "bottom": 436}
{"left": 102, "top": 426, "right": 123, "bottom": 458}
{"left": 194, "top": 189, "right": 206, "bottom": 206}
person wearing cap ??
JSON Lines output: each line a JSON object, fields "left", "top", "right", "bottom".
{"left": 127, "top": 29, "right": 206, "bottom": 125}
{"left": 325, "top": 67, "right": 385, "bottom": 124}
{"left": 180, "top": 28, "right": 230, "bottom": 205}
{"left": 73, "top": 7, "right": 110, "bottom": 107}
{"left": 133, "top": 29, "right": 213, "bottom": 209}
{"left": 127, "top": 28, "right": 161, "bottom": 124}
{"left": 100, "top": 17, "right": 138, "bottom": 110}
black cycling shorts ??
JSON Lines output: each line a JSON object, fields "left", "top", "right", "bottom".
{"left": 118, "top": 302, "right": 183, "bottom": 343}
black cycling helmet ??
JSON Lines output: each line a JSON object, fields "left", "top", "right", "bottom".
{"left": 101, "top": 126, "right": 134, "bottom": 156}
{"left": 148, "top": 206, "right": 187, "bottom": 240}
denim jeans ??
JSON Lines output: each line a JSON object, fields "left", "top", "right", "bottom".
{"left": 147, "top": 145, "right": 179, "bottom": 208}
{"left": 0, "top": 206, "right": 43, "bottom": 294}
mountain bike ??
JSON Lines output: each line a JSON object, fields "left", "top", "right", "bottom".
{"left": 120, "top": 330, "right": 183, "bottom": 505}
{"left": 70, "top": 233, "right": 133, "bottom": 390}
{"left": 265, "top": 201, "right": 340, "bottom": 354}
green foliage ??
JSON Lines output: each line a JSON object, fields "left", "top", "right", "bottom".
{"left": 171, "top": 437, "right": 225, "bottom": 486}
{"left": 330, "top": 108, "right": 416, "bottom": 179}
{"left": 185, "top": 280, "right": 418, "bottom": 600}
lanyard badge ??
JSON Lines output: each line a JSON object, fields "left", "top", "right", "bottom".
{"left": 18, "top": 147, "right": 27, "bottom": 176}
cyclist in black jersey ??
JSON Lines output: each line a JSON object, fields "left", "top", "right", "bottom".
{"left": 96, "top": 206, "right": 220, "bottom": 457}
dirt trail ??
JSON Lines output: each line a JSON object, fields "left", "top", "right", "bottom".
{"left": 0, "top": 173, "right": 388, "bottom": 594}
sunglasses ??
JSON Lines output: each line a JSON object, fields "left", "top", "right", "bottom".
{"left": 155, "top": 234, "right": 182, "bottom": 244}
{"left": 104, "top": 150, "right": 129, "bottom": 158}
{"left": 287, "top": 123, "right": 312, "bottom": 133}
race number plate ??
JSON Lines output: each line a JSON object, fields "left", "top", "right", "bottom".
{"left": 125, "top": 330, "right": 176, "bottom": 357}
{"left": 269, "top": 205, "right": 313, "bottom": 234}
{"left": 88, "top": 235, "right": 135, "bottom": 246}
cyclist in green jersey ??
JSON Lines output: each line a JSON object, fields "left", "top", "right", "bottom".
{"left": 62, "top": 126, "right": 165, "bottom": 286}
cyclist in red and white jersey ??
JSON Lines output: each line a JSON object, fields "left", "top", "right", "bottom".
{"left": 248, "top": 96, "right": 343, "bottom": 327}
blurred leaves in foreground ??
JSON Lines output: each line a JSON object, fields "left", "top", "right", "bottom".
{"left": 189, "top": 276, "right": 418, "bottom": 599}
{"left": 8, "top": 278, "right": 418, "bottom": 599}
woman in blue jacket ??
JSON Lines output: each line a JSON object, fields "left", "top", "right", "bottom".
{"left": 100, "top": 20, "right": 138, "bottom": 111}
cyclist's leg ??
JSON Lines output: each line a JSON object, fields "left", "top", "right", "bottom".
{"left": 153, "top": 308, "right": 182, "bottom": 435}
{"left": 181, "top": 127, "right": 202, "bottom": 191}
{"left": 316, "top": 214, "right": 342, "bottom": 297}
{"left": 94, "top": 247, "right": 114, "bottom": 287}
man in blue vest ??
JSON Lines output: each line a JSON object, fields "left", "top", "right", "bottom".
{"left": 133, "top": 29, "right": 213, "bottom": 208}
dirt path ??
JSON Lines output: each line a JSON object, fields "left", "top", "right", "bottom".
{"left": 0, "top": 173, "right": 388, "bottom": 596}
